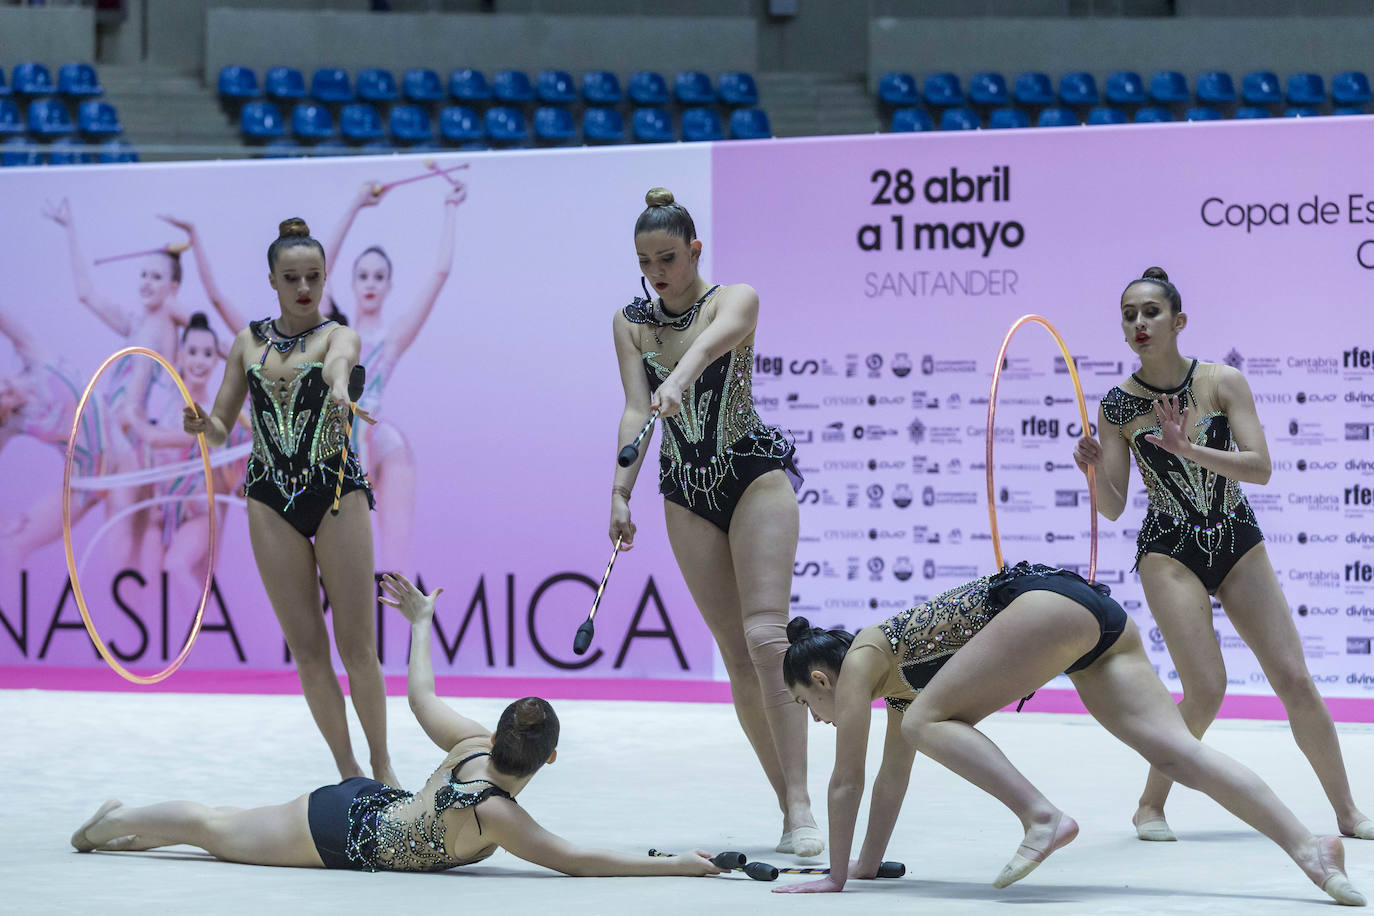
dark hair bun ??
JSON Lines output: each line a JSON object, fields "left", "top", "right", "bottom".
{"left": 1141, "top": 266, "right": 1169, "bottom": 283}
{"left": 787, "top": 617, "right": 813, "bottom": 645}
{"left": 278, "top": 217, "right": 311, "bottom": 239}
{"left": 645, "top": 187, "right": 675, "bottom": 208}
{"left": 187, "top": 311, "right": 210, "bottom": 330}
{"left": 513, "top": 697, "right": 546, "bottom": 728}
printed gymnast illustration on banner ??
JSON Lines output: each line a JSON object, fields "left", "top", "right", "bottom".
{"left": 1, "top": 118, "right": 1371, "bottom": 710}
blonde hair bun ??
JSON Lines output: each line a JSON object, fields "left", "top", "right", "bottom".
{"left": 644, "top": 187, "right": 675, "bottom": 208}
{"left": 278, "top": 217, "right": 311, "bottom": 239}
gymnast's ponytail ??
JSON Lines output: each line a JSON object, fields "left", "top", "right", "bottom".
{"left": 783, "top": 617, "right": 856, "bottom": 688}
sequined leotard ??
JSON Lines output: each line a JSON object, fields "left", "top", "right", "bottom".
{"left": 875, "top": 563, "right": 1126, "bottom": 712}
{"left": 307, "top": 752, "right": 515, "bottom": 872}
{"left": 1101, "top": 360, "right": 1263, "bottom": 594}
{"left": 242, "top": 319, "right": 373, "bottom": 538}
{"left": 626, "top": 298, "right": 800, "bottom": 531}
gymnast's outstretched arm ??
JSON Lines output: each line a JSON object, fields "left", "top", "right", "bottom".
{"left": 853, "top": 705, "right": 917, "bottom": 877}
{"left": 183, "top": 330, "right": 249, "bottom": 448}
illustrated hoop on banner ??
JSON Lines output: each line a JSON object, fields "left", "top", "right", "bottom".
{"left": 61, "top": 346, "right": 218, "bottom": 684}
{"left": 986, "top": 315, "right": 1098, "bottom": 582}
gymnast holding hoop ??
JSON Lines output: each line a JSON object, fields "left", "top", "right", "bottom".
{"left": 608, "top": 187, "right": 819, "bottom": 857}
{"left": 182, "top": 218, "right": 396, "bottom": 787}
{"left": 1074, "top": 267, "right": 1372, "bottom": 844}
{"left": 774, "top": 568, "right": 1365, "bottom": 905}
{"left": 71, "top": 573, "right": 724, "bottom": 880}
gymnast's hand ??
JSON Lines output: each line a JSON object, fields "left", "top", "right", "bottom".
{"left": 379, "top": 573, "right": 443, "bottom": 625}
{"left": 772, "top": 874, "right": 845, "bottom": 894}
{"left": 183, "top": 403, "right": 209, "bottom": 435}
{"left": 609, "top": 498, "right": 637, "bottom": 551}
{"left": 1072, "top": 433, "right": 1104, "bottom": 475}
{"left": 674, "top": 850, "right": 728, "bottom": 877}
{"left": 329, "top": 377, "right": 377, "bottom": 425}
{"left": 848, "top": 859, "right": 880, "bottom": 880}
{"left": 1144, "top": 395, "right": 1190, "bottom": 455}
{"left": 650, "top": 380, "right": 683, "bottom": 420}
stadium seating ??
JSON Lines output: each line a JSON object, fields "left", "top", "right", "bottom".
{"left": 1286, "top": 73, "right": 1325, "bottom": 106}
{"left": 1241, "top": 71, "right": 1282, "bottom": 105}
{"left": 681, "top": 107, "right": 724, "bottom": 141}
{"left": 58, "top": 63, "right": 102, "bottom": 98}
{"left": 390, "top": 105, "right": 434, "bottom": 144}
{"left": 675, "top": 71, "right": 715, "bottom": 106}
{"left": 533, "top": 105, "right": 576, "bottom": 142}
{"left": 340, "top": 103, "right": 385, "bottom": 142}
{"left": 1, "top": 137, "right": 40, "bottom": 167}
{"left": 28, "top": 99, "right": 74, "bottom": 137}
{"left": 1013, "top": 72, "right": 1055, "bottom": 106}
{"left": 240, "top": 101, "right": 285, "bottom": 139}
{"left": 1332, "top": 71, "right": 1371, "bottom": 107}
{"left": 357, "top": 69, "right": 399, "bottom": 103}
{"left": 0, "top": 100, "right": 24, "bottom": 137}
{"left": 986, "top": 108, "right": 1028, "bottom": 129}
{"left": 492, "top": 70, "right": 534, "bottom": 104}
{"left": 311, "top": 68, "right": 353, "bottom": 104}
{"left": 629, "top": 71, "right": 670, "bottom": 106}
{"left": 969, "top": 72, "right": 1009, "bottom": 107}
{"left": 439, "top": 106, "right": 484, "bottom": 144}
{"left": 1086, "top": 106, "right": 1127, "bottom": 125}
{"left": 536, "top": 70, "right": 577, "bottom": 105}
{"left": 485, "top": 106, "right": 528, "bottom": 144}
{"left": 939, "top": 107, "right": 979, "bottom": 130}
{"left": 583, "top": 107, "right": 625, "bottom": 143}
{"left": 878, "top": 72, "right": 919, "bottom": 107}
{"left": 291, "top": 104, "right": 334, "bottom": 141}
{"left": 924, "top": 72, "right": 963, "bottom": 107}
{"left": 1104, "top": 71, "right": 1146, "bottom": 105}
{"left": 402, "top": 69, "right": 444, "bottom": 103}
{"left": 729, "top": 108, "right": 771, "bottom": 139}
{"left": 449, "top": 69, "right": 492, "bottom": 102}
{"left": 265, "top": 67, "right": 306, "bottom": 101}
{"left": 1058, "top": 72, "right": 1099, "bottom": 106}
{"left": 78, "top": 101, "right": 122, "bottom": 137}
{"left": 718, "top": 72, "right": 759, "bottom": 107}
{"left": 582, "top": 71, "right": 623, "bottom": 106}
{"left": 890, "top": 108, "right": 933, "bottom": 132}
{"left": 1149, "top": 71, "right": 1189, "bottom": 104}
{"left": 1037, "top": 107, "right": 1078, "bottom": 127}
{"left": 13, "top": 63, "right": 55, "bottom": 96}
{"left": 632, "top": 107, "right": 674, "bottom": 142}
{"left": 1196, "top": 71, "right": 1236, "bottom": 105}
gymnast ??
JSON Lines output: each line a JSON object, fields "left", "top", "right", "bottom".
{"left": 774, "top": 562, "right": 1365, "bottom": 905}
{"left": 71, "top": 574, "right": 725, "bottom": 879}
{"left": 1075, "top": 266, "right": 1371, "bottom": 842}
{"left": 608, "top": 187, "right": 818, "bottom": 856}
{"left": 182, "top": 218, "right": 395, "bottom": 786}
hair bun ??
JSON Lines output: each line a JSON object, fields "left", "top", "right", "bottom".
{"left": 644, "top": 187, "right": 675, "bottom": 208}
{"left": 187, "top": 311, "right": 210, "bottom": 330}
{"left": 278, "top": 217, "right": 311, "bottom": 239}
{"left": 786, "top": 617, "right": 814, "bottom": 645}
{"left": 1141, "top": 266, "right": 1169, "bottom": 283}
{"left": 513, "top": 697, "right": 545, "bottom": 728}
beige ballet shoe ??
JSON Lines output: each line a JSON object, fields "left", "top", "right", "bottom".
{"left": 993, "top": 813, "right": 1079, "bottom": 889}
{"left": 1134, "top": 818, "right": 1177, "bottom": 842}
{"left": 71, "top": 799, "right": 122, "bottom": 852}
{"left": 1317, "top": 836, "right": 1367, "bottom": 906}
{"left": 782, "top": 826, "right": 823, "bottom": 858}
{"left": 1341, "top": 820, "right": 1374, "bottom": 841}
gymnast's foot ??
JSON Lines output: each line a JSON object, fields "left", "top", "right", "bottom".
{"left": 1132, "top": 805, "right": 1177, "bottom": 842}
{"left": 71, "top": 799, "right": 123, "bottom": 852}
{"left": 1338, "top": 810, "right": 1374, "bottom": 840}
{"left": 777, "top": 806, "right": 824, "bottom": 858}
{"left": 1300, "top": 835, "right": 1367, "bottom": 906}
{"left": 993, "top": 810, "right": 1078, "bottom": 889}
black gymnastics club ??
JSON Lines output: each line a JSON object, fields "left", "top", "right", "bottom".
{"left": 647, "top": 850, "right": 775, "bottom": 880}
{"left": 330, "top": 364, "right": 367, "bottom": 516}
{"left": 617, "top": 409, "right": 659, "bottom": 467}
{"left": 573, "top": 536, "right": 622, "bottom": 655}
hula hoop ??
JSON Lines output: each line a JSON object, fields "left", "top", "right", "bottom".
{"left": 985, "top": 315, "right": 1098, "bottom": 582}
{"left": 69, "top": 440, "right": 252, "bottom": 491}
{"left": 61, "top": 346, "right": 217, "bottom": 684}
{"left": 77, "top": 493, "right": 248, "bottom": 579}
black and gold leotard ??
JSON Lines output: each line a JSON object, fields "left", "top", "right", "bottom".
{"left": 1102, "top": 359, "right": 1263, "bottom": 594}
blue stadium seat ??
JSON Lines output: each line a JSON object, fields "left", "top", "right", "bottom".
{"left": 890, "top": 108, "right": 932, "bottom": 132}
{"left": 58, "top": 63, "right": 102, "bottom": 98}
{"left": 583, "top": 107, "right": 624, "bottom": 143}
{"left": 46, "top": 137, "right": 87, "bottom": 166}
{"left": 632, "top": 107, "right": 674, "bottom": 143}
{"left": 492, "top": 70, "right": 534, "bottom": 104}
{"left": 1185, "top": 106, "right": 1222, "bottom": 121}
{"left": 340, "top": 103, "right": 384, "bottom": 142}
{"left": 486, "top": 106, "right": 528, "bottom": 144}
{"left": 1241, "top": 71, "right": 1282, "bottom": 105}
{"left": 1149, "top": 71, "right": 1189, "bottom": 104}
{"left": 291, "top": 104, "right": 334, "bottom": 141}
{"left": 1196, "top": 71, "right": 1236, "bottom": 104}
{"left": 1286, "top": 73, "right": 1325, "bottom": 106}
{"left": 402, "top": 69, "right": 444, "bottom": 103}
{"left": 240, "top": 101, "right": 285, "bottom": 139}
{"left": 219, "top": 66, "right": 259, "bottom": 100}
{"left": 0, "top": 100, "right": 24, "bottom": 136}
{"left": 389, "top": 105, "right": 433, "bottom": 144}
{"left": 729, "top": 107, "right": 771, "bottom": 139}
{"left": 628, "top": 71, "right": 670, "bottom": 106}
{"left": 13, "top": 62, "right": 55, "bottom": 96}
{"left": 1134, "top": 106, "right": 1173, "bottom": 123}
{"left": 360, "top": 140, "right": 395, "bottom": 155}
{"left": 29, "top": 100, "right": 74, "bottom": 137}
{"left": 968, "top": 72, "right": 1008, "bottom": 106}
{"left": 1037, "top": 107, "right": 1078, "bottom": 127}
{"left": 1, "top": 137, "right": 39, "bottom": 166}
{"left": 878, "top": 72, "right": 919, "bottom": 106}
{"left": 1013, "top": 72, "right": 1055, "bottom": 106}
{"left": 987, "top": 108, "right": 1029, "bottom": 129}
{"left": 534, "top": 106, "right": 576, "bottom": 141}
{"left": 682, "top": 107, "right": 724, "bottom": 141}
{"left": 939, "top": 107, "right": 979, "bottom": 130}
{"left": 0, "top": 68, "right": 9, "bottom": 97}
{"left": 265, "top": 67, "right": 306, "bottom": 101}
{"left": 263, "top": 138, "right": 303, "bottom": 159}
{"left": 1086, "top": 106, "right": 1127, "bottom": 125}
{"left": 675, "top": 71, "right": 715, "bottom": 106}
{"left": 1284, "top": 106, "right": 1319, "bottom": 118}
{"left": 96, "top": 138, "right": 138, "bottom": 163}
{"left": 78, "top": 100, "right": 122, "bottom": 137}
{"left": 1234, "top": 106, "right": 1271, "bottom": 119}
{"left": 582, "top": 71, "right": 622, "bottom": 106}
{"left": 1105, "top": 71, "right": 1146, "bottom": 105}
{"left": 923, "top": 72, "right": 963, "bottom": 107}
{"left": 439, "top": 106, "right": 484, "bottom": 143}
{"left": 1334, "top": 106, "right": 1367, "bottom": 116}
{"left": 536, "top": 70, "right": 576, "bottom": 104}
{"left": 1332, "top": 71, "right": 1371, "bottom": 106}
{"left": 311, "top": 69, "right": 353, "bottom": 104}
{"left": 718, "top": 72, "right": 759, "bottom": 107}
{"left": 357, "top": 69, "right": 398, "bottom": 103}
{"left": 449, "top": 69, "right": 492, "bottom": 102}
{"left": 1058, "top": 72, "right": 1099, "bottom": 106}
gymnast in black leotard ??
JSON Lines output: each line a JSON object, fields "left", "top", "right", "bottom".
{"left": 1074, "top": 266, "right": 1372, "bottom": 845}
{"left": 71, "top": 575, "right": 725, "bottom": 881}
{"left": 184, "top": 217, "right": 397, "bottom": 789}
{"left": 608, "top": 187, "right": 820, "bottom": 857}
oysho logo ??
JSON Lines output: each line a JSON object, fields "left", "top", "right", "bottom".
{"left": 1255, "top": 392, "right": 1293, "bottom": 404}
{"left": 824, "top": 529, "right": 868, "bottom": 540}
{"left": 823, "top": 459, "right": 866, "bottom": 471}
{"left": 824, "top": 395, "right": 866, "bottom": 407}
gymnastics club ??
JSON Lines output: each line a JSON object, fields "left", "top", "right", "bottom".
{"left": 330, "top": 364, "right": 367, "bottom": 516}
{"left": 573, "top": 536, "right": 622, "bottom": 655}
{"left": 617, "top": 409, "right": 659, "bottom": 467}
{"left": 371, "top": 161, "right": 469, "bottom": 196}
{"left": 94, "top": 240, "right": 191, "bottom": 266}
{"left": 647, "top": 850, "right": 775, "bottom": 880}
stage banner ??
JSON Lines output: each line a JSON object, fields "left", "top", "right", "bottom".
{"left": 2, "top": 117, "right": 1372, "bottom": 712}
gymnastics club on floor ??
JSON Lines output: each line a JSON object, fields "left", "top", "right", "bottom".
{"left": 617, "top": 409, "right": 659, "bottom": 467}
{"left": 371, "top": 160, "right": 470, "bottom": 196}
{"left": 330, "top": 364, "right": 367, "bottom": 516}
{"left": 573, "top": 535, "right": 622, "bottom": 655}
{"left": 647, "top": 850, "right": 905, "bottom": 882}
{"left": 94, "top": 240, "right": 191, "bottom": 265}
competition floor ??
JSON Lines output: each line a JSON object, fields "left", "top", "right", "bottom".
{"left": 6, "top": 689, "right": 1372, "bottom": 915}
